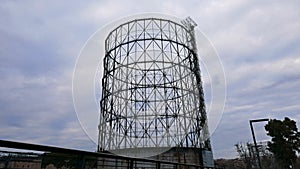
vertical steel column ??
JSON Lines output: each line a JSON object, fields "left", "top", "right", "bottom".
{"left": 249, "top": 118, "right": 269, "bottom": 169}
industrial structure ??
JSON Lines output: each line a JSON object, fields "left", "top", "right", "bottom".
{"left": 98, "top": 17, "right": 213, "bottom": 167}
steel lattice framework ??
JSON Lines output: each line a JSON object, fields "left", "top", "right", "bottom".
{"left": 98, "top": 17, "right": 211, "bottom": 152}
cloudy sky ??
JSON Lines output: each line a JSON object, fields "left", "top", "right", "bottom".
{"left": 1, "top": 0, "right": 300, "bottom": 159}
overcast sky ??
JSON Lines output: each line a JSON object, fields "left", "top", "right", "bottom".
{"left": 1, "top": 0, "right": 300, "bottom": 159}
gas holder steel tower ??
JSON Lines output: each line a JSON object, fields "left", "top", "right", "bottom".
{"left": 98, "top": 17, "right": 214, "bottom": 167}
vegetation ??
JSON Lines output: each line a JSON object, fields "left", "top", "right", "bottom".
{"left": 41, "top": 153, "right": 97, "bottom": 169}
{"left": 265, "top": 117, "right": 300, "bottom": 168}
{"left": 220, "top": 117, "right": 300, "bottom": 169}
{"left": 234, "top": 141, "right": 276, "bottom": 169}
{"left": 214, "top": 157, "right": 300, "bottom": 169}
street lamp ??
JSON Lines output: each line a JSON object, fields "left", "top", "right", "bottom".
{"left": 249, "top": 118, "right": 269, "bottom": 169}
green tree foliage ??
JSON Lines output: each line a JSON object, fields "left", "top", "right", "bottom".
{"left": 265, "top": 117, "right": 300, "bottom": 168}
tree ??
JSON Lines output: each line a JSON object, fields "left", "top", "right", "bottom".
{"left": 235, "top": 142, "right": 276, "bottom": 169}
{"left": 265, "top": 117, "right": 300, "bottom": 168}
{"left": 235, "top": 142, "right": 253, "bottom": 169}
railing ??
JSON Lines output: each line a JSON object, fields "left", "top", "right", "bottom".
{"left": 0, "top": 140, "right": 217, "bottom": 169}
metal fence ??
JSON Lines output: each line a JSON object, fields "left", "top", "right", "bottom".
{"left": 0, "top": 140, "right": 217, "bottom": 169}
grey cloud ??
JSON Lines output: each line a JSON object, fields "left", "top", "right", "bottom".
{"left": 1, "top": 0, "right": 300, "bottom": 159}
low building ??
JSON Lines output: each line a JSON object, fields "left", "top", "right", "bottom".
{"left": 0, "top": 151, "right": 42, "bottom": 169}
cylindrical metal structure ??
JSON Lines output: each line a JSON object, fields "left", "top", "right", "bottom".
{"left": 98, "top": 18, "right": 210, "bottom": 152}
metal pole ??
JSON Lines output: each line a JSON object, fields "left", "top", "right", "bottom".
{"left": 249, "top": 118, "right": 269, "bottom": 169}
{"left": 250, "top": 120, "right": 262, "bottom": 169}
{"left": 129, "top": 159, "right": 133, "bottom": 169}
{"left": 156, "top": 161, "right": 160, "bottom": 169}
